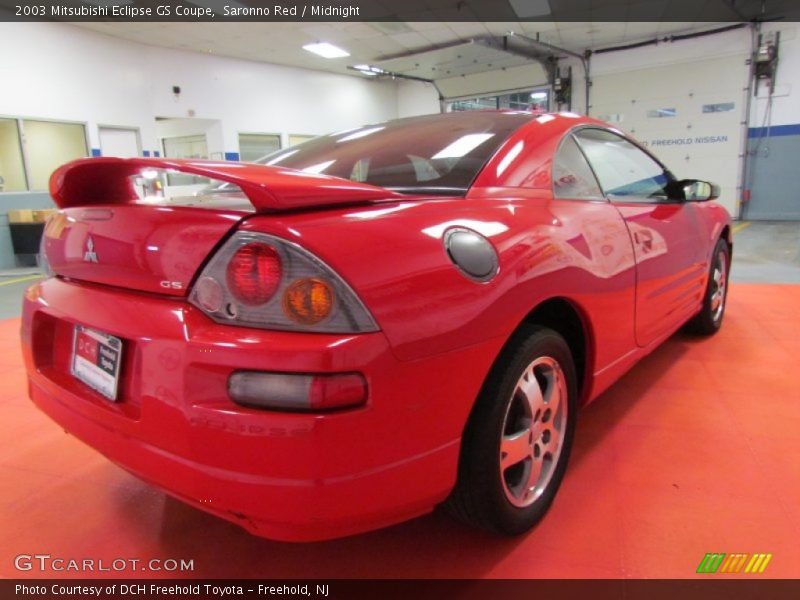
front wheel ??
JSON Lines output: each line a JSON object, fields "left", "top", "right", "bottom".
{"left": 445, "top": 325, "right": 577, "bottom": 535}
{"left": 686, "top": 238, "right": 730, "bottom": 335}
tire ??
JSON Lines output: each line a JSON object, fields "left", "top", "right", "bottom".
{"left": 445, "top": 325, "right": 578, "bottom": 535}
{"left": 685, "top": 238, "right": 730, "bottom": 336}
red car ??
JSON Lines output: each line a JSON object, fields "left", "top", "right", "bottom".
{"left": 22, "top": 112, "right": 731, "bottom": 541}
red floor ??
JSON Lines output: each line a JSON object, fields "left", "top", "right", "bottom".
{"left": 1, "top": 283, "right": 799, "bottom": 579}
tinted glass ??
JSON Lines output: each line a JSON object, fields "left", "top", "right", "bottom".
{"left": 574, "top": 128, "right": 670, "bottom": 200}
{"left": 553, "top": 135, "right": 603, "bottom": 200}
{"left": 258, "top": 112, "right": 533, "bottom": 193}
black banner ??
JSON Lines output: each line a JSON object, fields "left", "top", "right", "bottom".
{"left": 3, "top": 580, "right": 800, "bottom": 600}
{"left": 1, "top": 0, "right": 799, "bottom": 23}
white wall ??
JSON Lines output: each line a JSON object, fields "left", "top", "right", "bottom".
{"left": 0, "top": 22, "right": 399, "bottom": 158}
{"left": 396, "top": 80, "right": 440, "bottom": 118}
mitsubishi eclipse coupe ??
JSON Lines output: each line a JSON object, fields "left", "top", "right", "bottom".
{"left": 22, "top": 111, "right": 731, "bottom": 541}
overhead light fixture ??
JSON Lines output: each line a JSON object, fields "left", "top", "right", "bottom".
{"left": 350, "top": 64, "right": 387, "bottom": 77}
{"left": 530, "top": 91, "right": 548, "bottom": 100}
{"left": 303, "top": 42, "right": 349, "bottom": 59}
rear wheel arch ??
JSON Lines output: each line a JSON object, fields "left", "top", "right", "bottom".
{"left": 445, "top": 297, "right": 592, "bottom": 533}
{"left": 518, "top": 297, "right": 593, "bottom": 404}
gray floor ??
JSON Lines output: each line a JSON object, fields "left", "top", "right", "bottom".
{"left": 729, "top": 221, "right": 800, "bottom": 283}
{"left": 0, "top": 269, "right": 42, "bottom": 319}
{"left": 0, "top": 221, "right": 798, "bottom": 319}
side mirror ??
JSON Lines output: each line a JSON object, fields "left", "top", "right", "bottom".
{"left": 681, "top": 179, "right": 720, "bottom": 202}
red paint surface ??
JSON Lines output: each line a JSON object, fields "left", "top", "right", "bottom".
{"left": 21, "top": 114, "right": 737, "bottom": 542}
{"left": 5, "top": 285, "right": 800, "bottom": 576}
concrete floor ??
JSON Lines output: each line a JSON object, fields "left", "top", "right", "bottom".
{"left": 730, "top": 221, "right": 800, "bottom": 284}
{"left": 0, "top": 221, "right": 797, "bottom": 319}
{"left": 0, "top": 271, "right": 42, "bottom": 319}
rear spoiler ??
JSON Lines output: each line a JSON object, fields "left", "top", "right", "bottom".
{"left": 49, "top": 157, "right": 401, "bottom": 211}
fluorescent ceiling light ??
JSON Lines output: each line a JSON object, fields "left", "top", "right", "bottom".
{"left": 530, "top": 92, "right": 548, "bottom": 100}
{"left": 303, "top": 42, "right": 349, "bottom": 59}
{"left": 351, "top": 64, "right": 386, "bottom": 76}
{"left": 432, "top": 134, "right": 495, "bottom": 160}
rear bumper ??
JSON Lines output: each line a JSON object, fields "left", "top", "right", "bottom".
{"left": 21, "top": 278, "right": 500, "bottom": 541}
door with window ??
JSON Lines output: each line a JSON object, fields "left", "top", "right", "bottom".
{"left": 574, "top": 128, "right": 707, "bottom": 347}
{"left": 99, "top": 127, "right": 141, "bottom": 158}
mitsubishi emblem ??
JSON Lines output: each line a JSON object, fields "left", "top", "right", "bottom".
{"left": 83, "top": 236, "right": 98, "bottom": 263}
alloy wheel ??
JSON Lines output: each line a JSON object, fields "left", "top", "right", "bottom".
{"left": 499, "top": 356, "right": 568, "bottom": 508}
{"left": 710, "top": 250, "right": 728, "bottom": 322}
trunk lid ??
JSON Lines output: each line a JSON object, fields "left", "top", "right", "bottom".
{"left": 43, "top": 205, "right": 245, "bottom": 297}
{"left": 43, "top": 157, "right": 401, "bottom": 296}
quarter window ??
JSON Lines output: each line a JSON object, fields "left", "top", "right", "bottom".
{"left": 574, "top": 128, "right": 671, "bottom": 201}
{"left": 552, "top": 135, "right": 603, "bottom": 200}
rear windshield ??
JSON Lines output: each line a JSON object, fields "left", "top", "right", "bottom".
{"left": 248, "top": 112, "right": 532, "bottom": 194}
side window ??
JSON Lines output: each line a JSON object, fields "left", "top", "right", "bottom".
{"left": 574, "top": 128, "right": 672, "bottom": 201}
{"left": 552, "top": 135, "right": 604, "bottom": 200}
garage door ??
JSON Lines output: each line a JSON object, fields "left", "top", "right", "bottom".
{"left": 590, "top": 53, "right": 749, "bottom": 218}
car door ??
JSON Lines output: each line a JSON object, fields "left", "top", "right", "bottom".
{"left": 573, "top": 127, "right": 707, "bottom": 347}
{"left": 550, "top": 133, "right": 639, "bottom": 372}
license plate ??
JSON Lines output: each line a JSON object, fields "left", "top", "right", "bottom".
{"left": 71, "top": 325, "right": 123, "bottom": 401}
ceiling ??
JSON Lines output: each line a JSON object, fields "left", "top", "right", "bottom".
{"left": 68, "top": 0, "right": 800, "bottom": 79}
{"left": 73, "top": 20, "right": 743, "bottom": 78}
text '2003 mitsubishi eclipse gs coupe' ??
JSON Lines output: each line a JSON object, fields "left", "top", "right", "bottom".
{"left": 22, "top": 111, "right": 731, "bottom": 541}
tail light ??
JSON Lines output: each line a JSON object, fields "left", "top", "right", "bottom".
{"left": 190, "top": 231, "right": 378, "bottom": 333}
{"left": 228, "top": 371, "right": 367, "bottom": 411}
{"left": 226, "top": 243, "right": 282, "bottom": 305}
{"left": 282, "top": 278, "right": 334, "bottom": 325}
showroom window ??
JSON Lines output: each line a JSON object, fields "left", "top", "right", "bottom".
{"left": 0, "top": 117, "right": 88, "bottom": 192}
{"left": 288, "top": 134, "right": 316, "bottom": 147}
{"left": 449, "top": 88, "right": 550, "bottom": 113}
{"left": 238, "top": 133, "right": 281, "bottom": 162}
{"left": 574, "top": 128, "right": 671, "bottom": 201}
{"left": 552, "top": 135, "right": 604, "bottom": 200}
